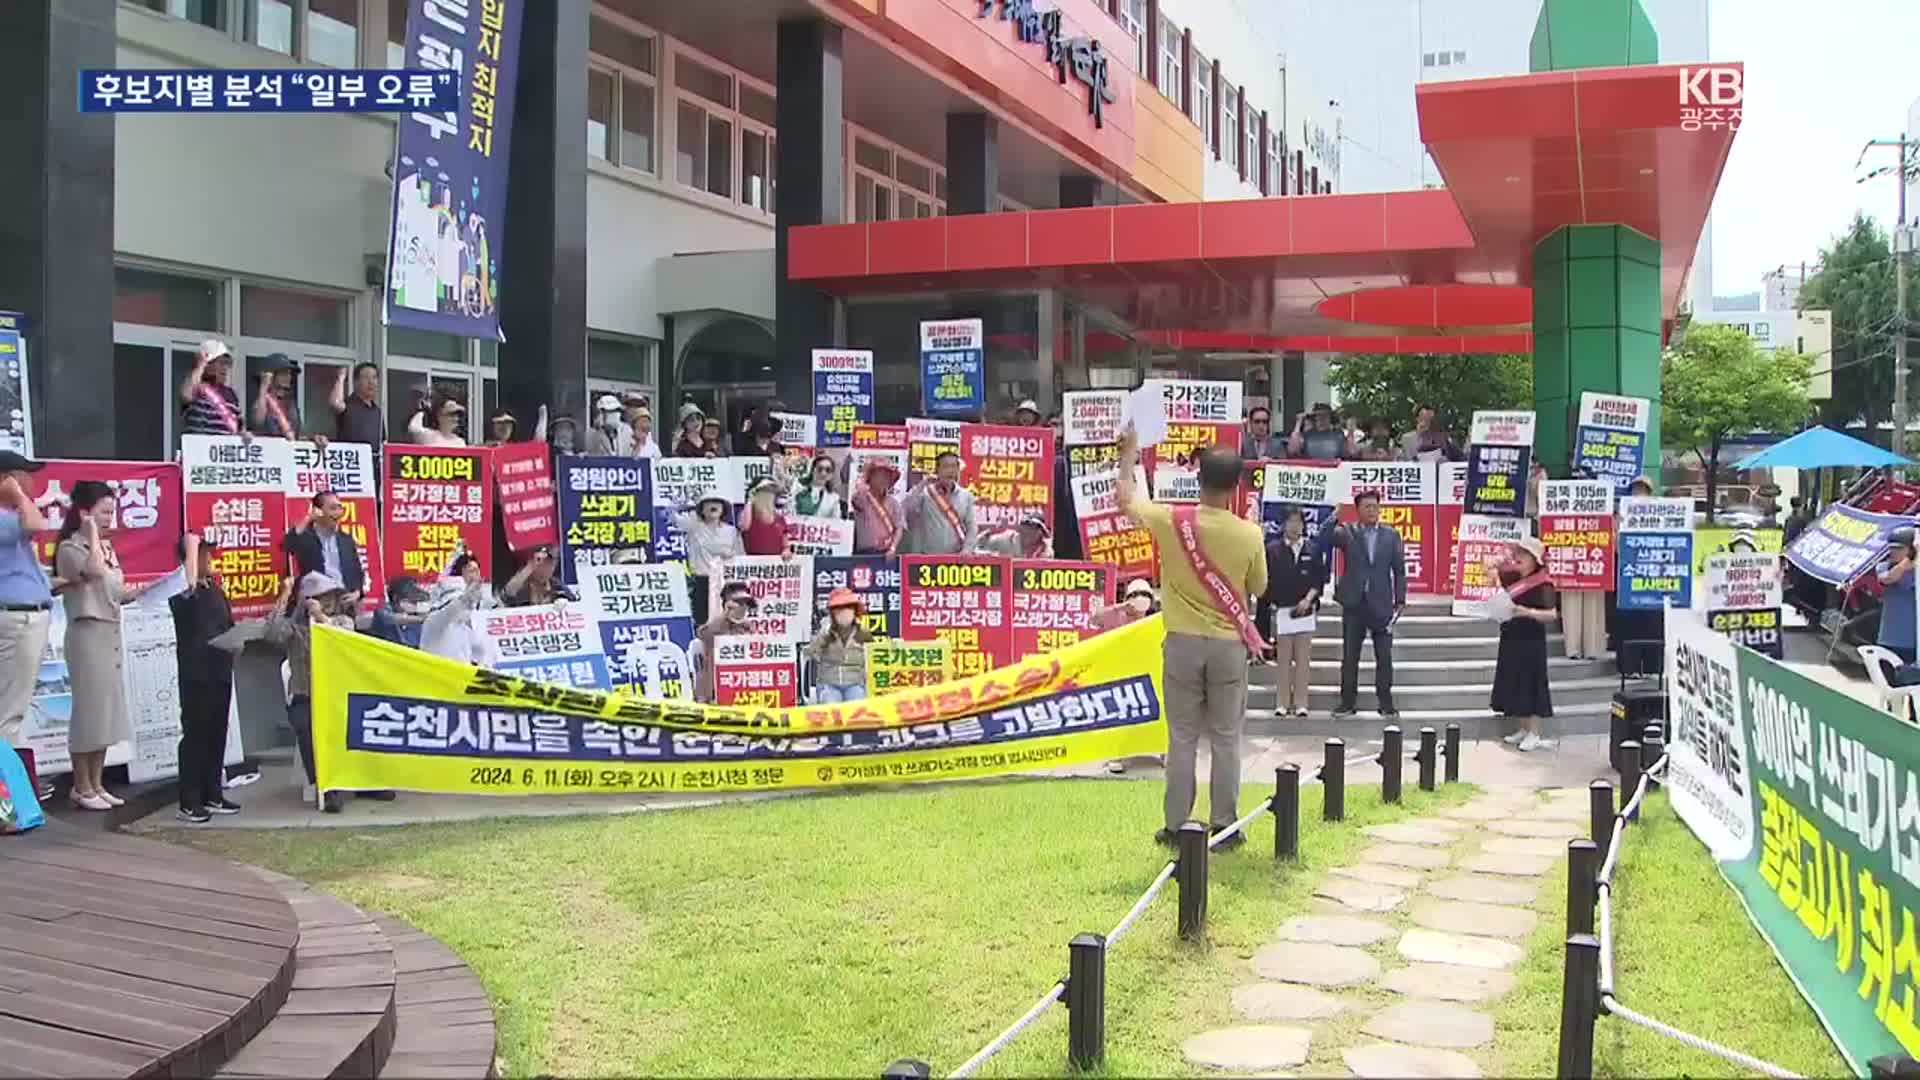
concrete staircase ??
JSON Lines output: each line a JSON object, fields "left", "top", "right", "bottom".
{"left": 1247, "top": 596, "right": 1619, "bottom": 739}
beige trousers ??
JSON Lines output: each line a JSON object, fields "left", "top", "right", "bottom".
{"left": 1277, "top": 631, "right": 1314, "bottom": 712}
{"left": 1563, "top": 590, "right": 1608, "bottom": 658}
{"left": 1162, "top": 632, "right": 1249, "bottom": 830}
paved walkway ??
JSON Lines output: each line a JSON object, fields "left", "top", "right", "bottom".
{"left": 1176, "top": 786, "right": 1589, "bottom": 1078}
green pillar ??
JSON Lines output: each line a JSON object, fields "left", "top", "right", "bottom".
{"left": 1528, "top": 0, "right": 1662, "bottom": 478}
{"left": 1533, "top": 226, "right": 1664, "bottom": 477}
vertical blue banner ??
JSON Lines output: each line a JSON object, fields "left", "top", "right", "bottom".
{"left": 811, "top": 349, "right": 875, "bottom": 448}
{"left": 555, "top": 455, "right": 653, "bottom": 587}
{"left": 920, "top": 318, "right": 985, "bottom": 419}
{"left": 1464, "top": 444, "right": 1530, "bottom": 517}
{"left": 384, "top": 0, "right": 523, "bottom": 341}
{"left": 811, "top": 557, "right": 902, "bottom": 639}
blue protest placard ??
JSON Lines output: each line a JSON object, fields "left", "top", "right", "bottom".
{"left": 811, "top": 556, "right": 902, "bottom": 639}
{"left": 79, "top": 69, "right": 457, "bottom": 112}
{"left": 578, "top": 563, "right": 696, "bottom": 700}
{"left": 555, "top": 456, "right": 652, "bottom": 586}
{"left": 1616, "top": 497, "right": 1695, "bottom": 610}
{"left": 920, "top": 318, "right": 985, "bottom": 418}
{"left": 1785, "top": 503, "right": 1912, "bottom": 585}
{"left": 1465, "top": 443, "right": 1530, "bottom": 517}
{"left": 1573, "top": 393, "right": 1650, "bottom": 493}
{"left": 811, "top": 349, "right": 874, "bottom": 448}
{"left": 383, "top": 0, "right": 524, "bottom": 341}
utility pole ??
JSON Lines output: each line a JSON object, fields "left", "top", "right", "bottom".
{"left": 1858, "top": 136, "right": 1914, "bottom": 455}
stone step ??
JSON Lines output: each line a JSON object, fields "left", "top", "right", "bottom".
{"left": 1251, "top": 676, "right": 1618, "bottom": 716}
{"left": 1245, "top": 700, "right": 1616, "bottom": 739}
{"left": 1251, "top": 656, "right": 1614, "bottom": 687}
{"left": 1313, "top": 612, "right": 1497, "bottom": 639}
{"left": 1310, "top": 635, "right": 1569, "bottom": 661}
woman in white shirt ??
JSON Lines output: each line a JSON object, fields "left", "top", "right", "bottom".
{"left": 409, "top": 395, "right": 468, "bottom": 447}
{"left": 674, "top": 492, "right": 744, "bottom": 625}
{"left": 420, "top": 550, "right": 496, "bottom": 663}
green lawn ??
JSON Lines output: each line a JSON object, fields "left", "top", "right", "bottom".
{"left": 1486, "top": 789, "right": 1851, "bottom": 1079}
{"left": 164, "top": 775, "right": 1468, "bottom": 1078}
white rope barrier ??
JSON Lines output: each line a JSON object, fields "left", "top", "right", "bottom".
{"left": 1107, "top": 861, "right": 1177, "bottom": 949}
{"left": 1207, "top": 797, "right": 1275, "bottom": 849}
{"left": 946, "top": 981, "right": 1066, "bottom": 1080}
{"left": 1602, "top": 995, "right": 1805, "bottom": 1079}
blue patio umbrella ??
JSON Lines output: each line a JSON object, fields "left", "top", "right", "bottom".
{"left": 1732, "top": 426, "right": 1912, "bottom": 470}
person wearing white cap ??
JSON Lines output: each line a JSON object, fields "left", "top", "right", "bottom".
{"left": 179, "top": 339, "right": 244, "bottom": 436}
{"left": 1489, "top": 536, "right": 1559, "bottom": 752}
{"left": 1013, "top": 399, "right": 1043, "bottom": 427}
{"left": 675, "top": 491, "right": 743, "bottom": 624}
{"left": 585, "top": 393, "right": 635, "bottom": 456}
{"left": 975, "top": 514, "right": 1052, "bottom": 558}
{"left": 265, "top": 570, "right": 359, "bottom": 812}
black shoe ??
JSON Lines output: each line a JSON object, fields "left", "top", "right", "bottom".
{"left": 1380, "top": 707, "right": 1401, "bottom": 718}
{"left": 1332, "top": 706, "right": 1358, "bottom": 719}
{"left": 1153, "top": 828, "right": 1177, "bottom": 847}
{"left": 206, "top": 798, "right": 241, "bottom": 815}
{"left": 1211, "top": 828, "right": 1246, "bottom": 851}
{"left": 357, "top": 789, "right": 397, "bottom": 801}
{"left": 321, "top": 791, "right": 345, "bottom": 814}
{"left": 175, "top": 806, "right": 210, "bottom": 825}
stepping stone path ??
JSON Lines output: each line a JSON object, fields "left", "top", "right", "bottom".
{"left": 1179, "top": 785, "right": 1594, "bottom": 1077}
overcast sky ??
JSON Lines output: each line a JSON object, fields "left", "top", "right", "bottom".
{"left": 1709, "top": 0, "right": 1919, "bottom": 295}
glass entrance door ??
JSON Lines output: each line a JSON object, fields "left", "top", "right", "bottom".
{"left": 386, "top": 362, "right": 476, "bottom": 444}
{"left": 680, "top": 382, "right": 776, "bottom": 451}
{"left": 112, "top": 328, "right": 208, "bottom": 458}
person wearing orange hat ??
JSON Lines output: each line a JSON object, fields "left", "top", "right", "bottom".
{"left": 808, "top": 587, "right": 874, "bottom": 703}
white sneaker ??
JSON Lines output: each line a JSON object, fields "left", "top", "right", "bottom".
{"left": 1517, "top": 733, "right": 1547, "bottom": 752}
{"left": 1532, "top": 736, "right": 1559, "bottom": 751}
{"left": 302, "top": 783, "right": 317, "bottom": 804}
{"left": 1503, "top": 730, "right": 1527, "bottom": 745}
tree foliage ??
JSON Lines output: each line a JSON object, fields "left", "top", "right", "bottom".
{"left": 1798, "top": 212, "right": 1900, "bottom": 441}
{"left": 1322, "top": 353, "right": 1533, "bottom": 434}
{"left": 1662, "top": 322, "right": 1813, "bottom": 518}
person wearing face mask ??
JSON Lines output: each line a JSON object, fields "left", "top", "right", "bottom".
{"left": 419, "top": 548, "right": 497, "bottom": 664}
{"left": 362, "top": 576, "right": 429, "bottom": 648}
{"left": 586, "top": 394, "right": 634, "bottom": 457}
{"left": 899, "top": 451, "right": 977, "bottom": 555}
{"left": 675, "top": 492, "right": 744, "bottom": 625}
{"left": 808, "top": 588, "right": 874, "bottom": 703}
{"left": 266, "top": 571, "right": 361, "bottom": 812}
{"left": 1094, "top": 578, "right": 1158, "bottom": 631}
{"left": 696, "top": 583, "right": 757, "bottom": 702}
{"left": 501, "top": 546, "right": 576, "bottom": 607}
{"left": 792, "top": 455, "right": 844, "bottom": 519}
{"left": 740, "top": 477, "right": 792, "bottom": 557}
{"left": 1264, "top": 506, "right": 1327, "bottom": 718}
{"left": 1489, "top": 537, "right": 1559, "bottom": 752}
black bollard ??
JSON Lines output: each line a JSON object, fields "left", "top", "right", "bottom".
{"left": 1869, "top": 1055, "right": 1920, "bottom": 1078}
{"left": 1619, "top": 741, "right": 1642, "bottom": 822}
{"left": 1589, "top": 780, "right": 1615, "bottom": 850}
{"left": 1418, "top": 726, "right": 1438, "bottom": 792}
{"left": 1323, "top": 738, "right": 1346, "bottom": 821}
{"left": 1273, "top": 764, "right": 1300, "bottom": 861}
{"left": 1642, "top": 724, "right": 1666, "bottom": 790}
{"left": 881, "top": 1060, "right": 931, "bottom": 1080}
{"left": 1557, "top": 934, "right": 1603, "bottom": 1079}
{"left": 1381, "top": 726, "right": 1403, "bottom": 804}
{"left": 1444, "top": 722, "right": 1461, "bottom": 783}
{"left": 1066, "top": 932, "right": 1106, "bottom": 1069}
{"left": 1176, "top": 822, "right": 1209, "bottom": 940}
{"left": 1566, "top": 840, "right": 1599, "bottom": 936}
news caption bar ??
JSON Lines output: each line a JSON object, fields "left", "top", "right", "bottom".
{"left": 79, "top": 69, "right": 459, "bottom": 113}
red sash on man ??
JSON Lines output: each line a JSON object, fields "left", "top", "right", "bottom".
{"left": 198, "top": 383, "right": 241, "bottom": 434}
{"left": 262, "top": 393, "right": 296, "bottom": 438}
{"left": 1171, "top": 505, "right": 1268, "bottom": 655}
{"left": 1503, "top": 570, "right": 1553, "bottom": 599}
{"left": 928, "top": 484, "right": 965, "bottom": 547}
{"left": 860, "top": 489, "right": 898, "bottom": 551}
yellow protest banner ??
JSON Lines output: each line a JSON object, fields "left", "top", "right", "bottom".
{"left": 310, "top": 618, "right": 1166, "bottom": 796}
{"left": 866, "top": 638, "right": 952, "bottom": 697}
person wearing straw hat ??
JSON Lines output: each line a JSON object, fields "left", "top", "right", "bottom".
{"left": 675, "top": 490, "right": 743, "bottom": 624}
{"left": 265, "top": 570, "right": 360, "bottom": 812}
{"left": 808, "top": 587, "right": 874, "bottom": 703}
{"left": 851, "top": 458, "right": 905, "bottom": 555}
{"left": 1489, "top": 535, "right": 1559, "bottom": 752}
{"left": 976, "top": 514, "right": 1052, "bottom": 559}
{"left": 1012, "top": 399, "right": 1043, "bottom": 427}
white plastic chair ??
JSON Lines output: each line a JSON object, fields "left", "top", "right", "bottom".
{"left": 1858, "top": 645, "right": 1918, "bottom": 724}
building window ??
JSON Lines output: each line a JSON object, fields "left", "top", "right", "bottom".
{"left": 587, "top": 12, "right": 659, "bottom": 175}
{"left": 1119, "top": 0, "right": 1147, "bottom": 73}
{"left": 1422, "top": 52, "right": 1436, "bottom": 67}
{"left": 664, "top": 42, "right": 776, "bottom": 214}
{"left": 147, "top": 0, "right": 362, "bottom": 65}
{"left": 113, "top": 267, "right": 223, "bottom": 331}
{"left": 140, "top": 0, "right": 228, "bottom": 32}
{"left": 1247, "top": 118, "right": 1262, "bottom": 185}
{"left": 1220, "top": 85, "right": 1238, "bottom": 170}
{"left": 1191, "top": 53, "right": 1211, "bottom": 144}
{"left": 1268, "top": 130, "right": 1284, "bottom": 195}
{"left": 848, "top": 126, "right": 944, "bottom": 223}
{"left": 1158, "top": 15, "right": 1182, "bottom": 99}
{"left": 1453, "top": 50, "right": 1467, "bottom": 64}
{"left": 588, "top": 334, "right": 660, "bottom": 389}
{"left": 305, "top": 0, "right": 358, "bottom": 67}
{"left": 240, "top": 285, "right": 351, "bottom": 347}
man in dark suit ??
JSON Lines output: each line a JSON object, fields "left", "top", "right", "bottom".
{"left": 1318, "top": 489, "right": 1406, "bottom": 717}
{"left": 284, "top": 491, "right": 365, "bottom": 604}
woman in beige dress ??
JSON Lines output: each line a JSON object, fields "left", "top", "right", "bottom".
{"left": 55, "top": 480, "right": 153, "bottom": 810}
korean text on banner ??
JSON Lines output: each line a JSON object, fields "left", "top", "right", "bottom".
{"left": 919, "top": 318, "right": 985, "bottom": 418}
{"left": 866, "top": 639, "right": 951, "bottom": 697}
{"left": 1574, "top": 392, "right": 1650, "bottom": 493}
{"left": 1467, "top": 410, "right": 1537, "bottom": 447}
{"left": 383, "top": 0, "right": 524, "bottom": 341}
{"left": 1701, "top": 552, "right": 1784, "bottom": 658}
{"left": 713, "top": 556, "right": 814, "bottom": 641}
{"left": 1142, "top": 379, "right": 1243, "bottom": 426}
{"left": 578, "top": 562, "right": 694, "bottom": 700}
{"left": 308, "top": 614, "right": 1167, "bottom": 796}
{"left": 1064, "top": 390, "right": 1127, "bottom": 446}
{"left": 1438, "top": 461, "right": 1466, "bottom": 594}
{"left": 383, "top": 445, "right": 494, "bottom": 584}
{"left": 900, "top": 555, "right": 1013, "bottom": 677}
{"left": 1066, "top": 441, "right": 1120, "bottom": 480}
{"left": 122, "top": 606, "right": 245, "bottom": 784}
{"left": 1617, "top": 496, "right": 1694, "bottom": 610}
{"left": 286, "top": 440, "right": 382, "bottom": 607}
{"left": 1342, "top": 461, "right": 1439, "bottom": 595}
{"left": 1665, "top": 614, "right": 1920, "bottom": 1073}
{"left": 811, "top": 556, "right": 901, "bottom": 638}
{"left": 771, "top": 412, "right": 817, "bottom": 450}
{"left": 1263, "top": 462, "right": 1346, "bottom": 541}
{"left": 786, "top": 517, "right": 854, "bottom": 557}
{"left": 1072, "top": 468, "right": 1156, "bottom": 584}
{"left": 713, "top": 636, "right": 798, "bottom": 708}
{"left": 0, "top": 312, "right": 34, "bottom": 455}
{"left": 182, "top": 435, "right": 292, "bottom": 620}
{"left": 1148, "top": 421, "right": 1239, "bottom": 483}
{"left": 31, "top": 461, "right": 180, "bottom": 583}
{"left": 849, "top": 425, "right": 909, "bottom": 495}
{"left": 1451, "top": 515, "right": 1530, "bottom": 618}
{"left": 906, "top": 417, "right": 963, "bottom": 482}
{"left": 494, "top": 441, "right": 558, "bottom": 551}
{"left": 1539, "top": 480, "right": 1616, "bottom": 591}
{"left": 1464, "top": 409, "right": 1534, "bottom": 518}
{"left": 811, "top": 348, "right": 874, "bottom": 448}
{"left": 961, "top": 424, "right": 1055, "bottom": 531}
{"left": 473, "top": 605, "right": 608, "bottom": 690}
{"left": 1786, "top": 504, "right": 1909, "bottom": 585}
{"left": 1011, "top": 560, "right": 1112, "bottom": 660}
{"left": 649, "top": 457, "right": 738, "bottom": 564}
{"left": 556, "top": 456, "right": 652, "bottom": 584}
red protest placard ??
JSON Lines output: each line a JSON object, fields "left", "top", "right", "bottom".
{"left": 30, "top": 460, "right": 181, "bottom": 584}
{"left": 900, "top": 554, "right": 1013, "bottom": 678}
{"left": 712, "top": 636, "right": 799, "bottom": 708}
{"left": 1450, "top": 514, "right": 1530, "bottom": 617}
{"left": 286, "top": 441, "right": 382, "bottom": 611}
{"left": 1070, "top": 468, "right": 1156, "bottom": 584}
{"left": 182, "top": 435, "right": 293, "bottom": 620}
{"left": 959, "top": 423, "right": 1055, "bottom": 532}
{"left": 1010, "top": 559, "right": 1112, "bottom": 660}
{"left": 494, "top": 441, "right": 559, "bottom": 551}
{"left": 1437, "top": 462, "right": 1466, "bottom": 595}
{"left": 383, "top": 445, "right": 494, "bottom": 585}
{"left": 1540, "top": 480, "right": 1617, "bottom": 590}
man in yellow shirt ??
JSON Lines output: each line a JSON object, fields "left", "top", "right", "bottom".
{"left": 1117, "top": 428, "right": 1268, "bottom": 849}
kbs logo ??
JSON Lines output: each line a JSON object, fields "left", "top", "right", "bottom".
{"left": 1678, "top": 67, "right": 1742, "bottom": 133}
